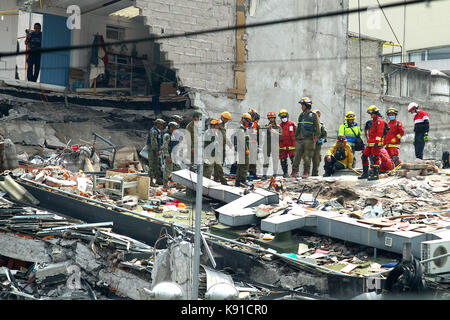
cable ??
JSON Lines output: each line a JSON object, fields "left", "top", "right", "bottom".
{"left": 0, "top": 0, "right": 439, "bottom": 59}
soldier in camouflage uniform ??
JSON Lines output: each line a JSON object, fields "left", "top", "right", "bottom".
{"left": 235, "top": 113, "right": 252, "bottom": 187}
{"left": 161, "top": 122, "right": 179, "bottom": 189}
{"left": 147, "top": 118, "right": 166, "bottom": 186}
{"left": 203, "top": 119, "right": 228, "bottom": 185}
{"left": 311, "top": 110, "right": 328, "bottom": 176}
{"left": 186, "top": 110, "right": 202, "bottom": 170}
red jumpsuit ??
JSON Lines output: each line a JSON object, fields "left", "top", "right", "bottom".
{"left": 380, "top": 148, "right": 394, "bottom": 172}
{"left": 279, "top": 120, "right": 297, "bottom": 159}
{"left": 384, "top": 119, "right": 405, "bottom": 159}
{"left": 362, "top": 115, "right": 385, "bottom": 168}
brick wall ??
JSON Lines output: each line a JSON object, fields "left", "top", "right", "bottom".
{"left": 136, "top": 0, "right": 236, "bottom": 92}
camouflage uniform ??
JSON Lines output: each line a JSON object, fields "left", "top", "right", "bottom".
{"left": 203, "top": 127, "right": 227, "bottom": 184}
{"left": 161, "top": 125, "right": 178, "bottom": 186}
{"left": 312, "top": 121, "right": 328, "bottom": 176}
{"left": 292, "top": 110, "right": 321, "bottom": 176}
{"left": 235, "top": 124, "right": 250, "bottom": 184}
{"left": 147, "top": 124, "right": 164, "bottom": 184}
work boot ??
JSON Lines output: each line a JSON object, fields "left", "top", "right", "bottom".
{"left": 392, "top": 156, "right": 401, "bottom": 167}
{"left": 368, "top": 166, "right": 380, "bottom": 181}
{"left": 323, "top": 168, "right": 333, "bottom": 177}
{"left": 290, "top": 170, "right": 297, "bottom": 178}
{"left": 163, "top": 181, "right": 169, "bottom": 189}
{"left": 358, "top": 166, "right": 369, "bottom": 179}
{"left": 150, "top": 179, "right": 158, "bottom": 187}
{"left": 220, "top": 179, "right": 229, "bottom": 186}
{"left": 302, "top": 169, "right": 309, "bottom": 178}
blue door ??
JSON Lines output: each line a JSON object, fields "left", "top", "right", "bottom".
{"left": 40, "top": 14, "right": 71, "bottom": 86}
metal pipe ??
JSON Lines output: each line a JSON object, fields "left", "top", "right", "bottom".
{"left": 192, "top": 115, "right": 205, "bottom": 300}
{"left": 420, "top": 252, "right": 450, "bottom": 264}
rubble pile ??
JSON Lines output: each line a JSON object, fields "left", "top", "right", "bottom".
{"left": 0, "top": 197, "right": 158, "bottom": 300}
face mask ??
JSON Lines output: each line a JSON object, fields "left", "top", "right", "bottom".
{"left": 281, "top": 118, "right": 288, "bottom": 122}
{"left": 389, "top": 115, "right": 396, "bottom": 121}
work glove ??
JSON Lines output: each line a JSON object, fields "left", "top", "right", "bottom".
{"left": 317, "top": 138, "right": 324, "bottom": 144}
{"left": 376, "top": 142, "right": 384, "bottom": 147}
{"left": 424, "top": 133, "right": 429, "bottom": 143}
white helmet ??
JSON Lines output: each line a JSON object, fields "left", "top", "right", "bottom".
{"left": 408, "top": 102, "right": 418, "bottom": 112}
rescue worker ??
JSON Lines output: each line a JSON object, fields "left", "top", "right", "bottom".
{"left": 218, "top": 111, "right": 233, "bottom": 167}
{"left": 147, "top": 118, "right": 166, "bottom": 186}
{"left": 384, "top": 107, "right": 405, "bottom": 166}
{"left": 161, "top": 122, "right": 179, "bottom": 189}
{"left": 186, "top": 110, "right": 203, "bottom": 169}
{"left": 278, "top": 109, "right": 297, "bottom": 178}
{"left": 358, "top": 105, "right": 386, "bottom": 181}
{"left": 170, "top": 115, "right": 183, "bottom": 172}
{"left": 247, "top": 108, "right": 260, "bottom": 178}
{"left": 408, "top": 102, "right": 430, "bottom": 160}
{"left": 338, "top": 111, "right": 362, "bottom": 154}
{"left": 291, "top": 97, "right": 320, "bottom": 178}
{"left": 323, "top": 135, "right": 353, "bottom": 177}
{"left": 380, "top": 148, "right": 394, "bottom": 173}
{"left": 262, "top": 112, "right": 280, "bottom": 179}
{"left": 204, "top": 119, "right": 228, "bottom": 185}
{"left": 235, "top": 113, "right": 252, "bottom": 187}
{"left": 312, "top": 109, "right": 327, "bottom": 176}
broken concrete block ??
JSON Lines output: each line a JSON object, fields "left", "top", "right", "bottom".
{"left": 98, "top": 268, "right": 152, "bottom": 300}
{"left": 35, "top": 261, "right": 70, "bottom": 280}
{"left": 75, "top": 243, "right": 101, "bottom": 273}
{"left": 0, "top": 232, "right": 51, "bottom": 263}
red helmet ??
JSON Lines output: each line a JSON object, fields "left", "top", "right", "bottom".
{"left": 267, "top": 112, "right": 276, "bottom": 118}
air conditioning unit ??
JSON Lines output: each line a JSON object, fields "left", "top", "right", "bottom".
{"left": 421, "top": 239, "right": 450, "bottom": 274}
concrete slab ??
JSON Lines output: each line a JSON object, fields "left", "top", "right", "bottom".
{"left": 0, "top": 232, "right": 51, "bottom": 263}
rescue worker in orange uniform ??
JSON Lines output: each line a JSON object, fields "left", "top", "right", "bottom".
{"left": 383, "top": 107, "right": 404, "bottom": 167}
{"left": 278, "top": 109, "right": 297, "bottom": 178}
{"left": 380, "top": 148, "right": 394, "bottom": 173}
{"left": 358, "top": 105, "right": 386, "bottom": 181}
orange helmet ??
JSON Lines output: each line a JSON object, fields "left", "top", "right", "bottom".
{"left": 242, "top": 113, "right": 252, "bottom": 121}
{"left": 267, "top": 112, "right": 276, "bottom": 118}
{"left": 210, "top": 119, "right": 219, "bottom": 125}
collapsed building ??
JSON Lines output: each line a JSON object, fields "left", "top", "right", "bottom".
{"left": 0, "top": 0, "right": 449, "bottom": 301}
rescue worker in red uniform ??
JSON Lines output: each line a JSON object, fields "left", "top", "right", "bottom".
{"left": 278, "top": 109, "right": 297, "bottom": 178}
{"left": 248, "top": 108, "right": 260, "bottom": 178}
{"left": 383, "top": 107, "right": 404, "bottom": 167}
{"left": 380, "top": 148, "right": 394, "bottom": 173}
{"left": 358, "top": 105, "right": 386, "bottom": 181}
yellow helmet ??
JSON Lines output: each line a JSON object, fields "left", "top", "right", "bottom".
{"left": 386, "top": 107, "right": 398, "bottom": 115}
{"left": 242, "top": 113, "right": 252, "bottom": 121}
{"left": 210, "top": 119, "right": 219, "bottom": 125}
{"left": 279, "top": 109, "right": 288, "bottom": 117}
{"left": 345, "top": 111, "right": 356, "bottom": 120}
{"left": 221, "top": 111, "right": 232, "bottom": 120}
{"left": 298, "top": 97, "right": 312, "bottom": 108}
{"left": 367, "top": 105, "right": 379, "bottom": 114}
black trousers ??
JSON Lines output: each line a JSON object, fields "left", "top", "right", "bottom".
{"left": 323, "top": 156, "right": 345, "bottom": 175}
{"left": 414, "top": 132, "right": 425, "bottom": 159}
{"left": 27, "top": 54, "right": 41, "bottom": 82}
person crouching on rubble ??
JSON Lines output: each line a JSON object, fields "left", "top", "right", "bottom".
{"left": 379, "top": 148, "right": 394, "bottom": 174}
{"left": 323, "top": 135, "right": 353, "bottom": 177}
